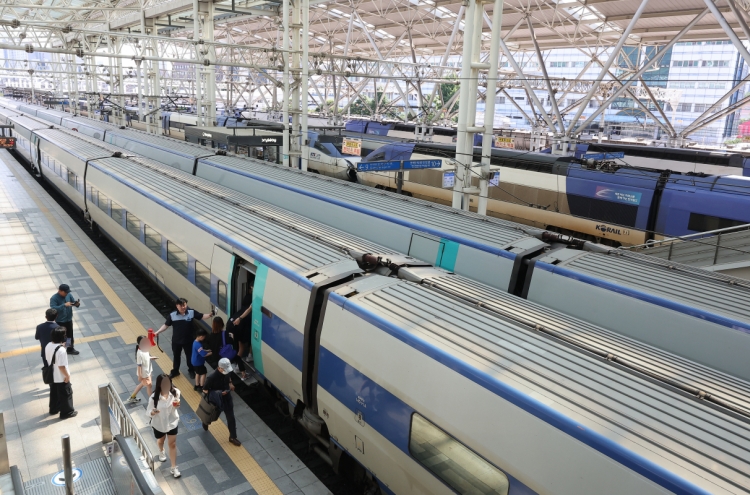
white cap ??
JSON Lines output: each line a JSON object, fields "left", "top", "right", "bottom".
{"left": 218, "top": 358, "right": 232, "bottom": 374}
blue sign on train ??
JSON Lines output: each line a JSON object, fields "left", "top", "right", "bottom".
{"left": 403, "top": 159, "right": 442, "bottom": 170}
{"left": 358, "top": 159, "right": 442, "bottom": 172}
{"left": 582, "top": 151, "right": 625, "bottom": 160}
{"left": 357, "top": 160, "right": 401, "bottom": 172}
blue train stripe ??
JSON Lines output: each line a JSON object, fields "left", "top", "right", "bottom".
{"left": 327, "top": 292, "right": 714, "bottom": 495}
{"left": 534, "top": 261, "right": 750, "bottom": 334}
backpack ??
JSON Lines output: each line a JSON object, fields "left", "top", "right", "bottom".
{"left": 42, "top": 345, "right": 63, "bottom": 385}
{"left": 219, "top": 331, "right": 237, "bottom": 360}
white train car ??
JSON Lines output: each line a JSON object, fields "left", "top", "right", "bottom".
{"left": 10, "top": 116, "right": 750, "bottom": 494}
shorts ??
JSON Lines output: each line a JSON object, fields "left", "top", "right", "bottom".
{"left": 153, "top": 426, "right": 178, "bottom": 439}
{"left": 193, "top": 365, "right": 208, "bottom": 375}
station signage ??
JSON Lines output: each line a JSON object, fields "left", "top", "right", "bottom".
{"left": 442, "top": 171, "right": 455, "bottom": 188}
{"left": 227, "top": 135, "right": 281, "bottom": 146}
{"left": 494, "top": 136, "right": 515, "bottom": 149}
{"left": 342, "top": 138, "right": 362, "bottom": 156}
{"left": 490, "top": 171, "right": 500, "bottom": 186}
{"left": 357, "top": 159, "right": 442, "bottom": 172}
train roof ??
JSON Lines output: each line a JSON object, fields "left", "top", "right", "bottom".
{"left": 89, "top": 157, "right": 358, "bottom": 278}
{"left": 8, "top": 114, "right": 53, "bottom": 131}
{"left": 126, "top": 155, "right": 400, "bottom": 258}
{"left": 588, "top": 142, "right": 748, "bottom": 168}
{"left": 412, "top": 269, "right": 750, "bottom": 415}
{"left": 106, "top": 125, "right": 217, "bottom": 160}
{"left": 36, "top": 128, "right": 127, "bottom": 161}
{"left": 199, "top": 154, "right": 542, "bottom": 250}
{"left": 340, "top": 276, "right": 750, "bottom": 495}
{"left": 542, "top": 249, "right": 750, "bottom": 326}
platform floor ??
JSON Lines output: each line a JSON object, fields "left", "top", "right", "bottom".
{"left": 0, "top": 150, "right": 330, "bottom": 495}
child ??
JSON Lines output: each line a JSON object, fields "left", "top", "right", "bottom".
{"left": 191, "top": 329, "right": 211, "bottom": 391}
{"left": 127, "top": 336, "right": 157, "bottom": 403}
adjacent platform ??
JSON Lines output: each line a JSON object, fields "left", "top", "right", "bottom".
{"left": 0, "top": 150, "right": 330, "bottom": 495}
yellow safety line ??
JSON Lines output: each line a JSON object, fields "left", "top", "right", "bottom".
{"left": 0, "top": 331, "right": 119, "bottom": 360}
{"left": 5, "top": 156, "right": 283, "bottom": 495}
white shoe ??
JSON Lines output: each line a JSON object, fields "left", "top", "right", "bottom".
{"left": 170, "top": 466, "right": 181, "bottom": 478}
{"left": 157, "top": 450, "right": 166, "bottom": 462}
{"left": 126, "top": 396, "right": 140, "bottom": 404}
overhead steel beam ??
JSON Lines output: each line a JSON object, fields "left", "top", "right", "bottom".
{"left": 567, "top": 0, "right": 649, "bottom": 136}
{"left": 703, "top": 0, "right": 750, "bottom": 67}
{"left": 527, "top": 15, "right": 563, "bottom": 134}
{"left": 574, "top": 7, "right": 709, "bottom": 134}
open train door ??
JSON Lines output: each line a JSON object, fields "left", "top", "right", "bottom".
{"left": 210, "top": 244, "right": 234, "bottom": 316}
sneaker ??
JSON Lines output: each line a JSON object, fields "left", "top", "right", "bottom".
{"left": 193, "top": 385, "right": 202, "bottom": 391}
{"left": 60, "top": 411, "right": 78, "bottom": 419}
{"left": 157, "top": 450, "right": 166, "bottom": 462}
{"left": 170, "top": 467, "right": 181, "bottom": 478}
{"left": 66, "top": 348, "right": 80, "bottom": 355}
{"left": 126, "top": 396, "right": 141, "bottom": 404}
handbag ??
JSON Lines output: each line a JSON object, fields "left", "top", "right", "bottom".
{"left": 42, "top": 345, "right": 63, "bottom": 385}
{"left": 219, "top": 331, "right": 237, "bottom": 360}
{"left": 196, "top": 394, "right": 221, "bottom": 424}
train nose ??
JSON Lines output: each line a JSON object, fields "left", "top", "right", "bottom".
{"left": 344, "top": 160, "right": 358, "bottom": 182}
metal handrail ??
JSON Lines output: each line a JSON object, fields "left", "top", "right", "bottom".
{"left": 99, "top": 383, "right": 154, "bottom": 472}
{"left": 627, "top": 223, "right": 750, "bottom": 251}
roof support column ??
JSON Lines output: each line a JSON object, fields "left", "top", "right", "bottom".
{"left": 205, "top": 0, "right": 216, "bottom": 126}
{"left": 193, "top": 0, "right": 203, "bottom": 126}
{"left": 477, "top": 0, "right": 503, "bottom": 216}
{"left": 573, "top": 8, "right": 708, "bottom": 135}
{"left": 453, "top": 0, "right": 482, "bottom": 210}
{"left": 282, "top": 0, "right": 290, "bottom": 167}
{"left": 300, "top": 0, "right": 309, "bottom": 171}
{"left": 526, "top": 17, "right": 563, "bottom": 136}
{"left": 426, "top": 5, "right": 465, "bottom": 125}
{"left": 567, "top": 0, "right": 650, "bottom": 136}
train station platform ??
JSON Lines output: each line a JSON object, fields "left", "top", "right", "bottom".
{"left": 0, "top": 150, "right": 329, "bottom": 495}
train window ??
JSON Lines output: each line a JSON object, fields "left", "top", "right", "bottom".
{"left": 111, "top": 201, "right": 124, "bottom": 226}
{"left": 167, "top": 241, "right": 189, "bottom": 277}
{"left": 126, "top": 212, "right": 140, "bottom": 239}
{"left": 98, "top": 192, "right": 109, "bottom": 212}
{"left": 409, "top": 413, "right": 509, "bottom": 495}
{"left": 195, "top": 261, "right": 211, "bottom": 297}
{"left": 144, "top": 225, "right": 162, "bottom": 256}
{"left": 67, "top": 171, "right": 77, "bottom": 190}
{"left": 217, "top": 280, "right": 227, "bottom": 310}
{"left": 688, "top": 212, "right": 746, "bottom": 232}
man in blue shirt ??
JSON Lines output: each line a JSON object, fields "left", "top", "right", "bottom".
{"left": 49, "top": 284, "right": 80, "bottom": 355}
{"left": 155, "top": 298, "right": 214, "bottom": 379}
{"left": 35, "top": 308, "right": 60, "bottom": 367}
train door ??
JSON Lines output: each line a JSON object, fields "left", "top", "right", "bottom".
{"left": 234, "top": 263, "right": 256, "bottom": 315}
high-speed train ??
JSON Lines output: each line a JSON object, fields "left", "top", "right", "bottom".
{"left": 4, "top": 99, "right": 750, "bottom": 384}
{"left": 8, "top": 109, "right": 750, "bottom": 494}
{"left": 183, "top": 124, "right": 361, "bottom": 181}
{"left": 349, "top": 140, "right": 750, "bottom": 246}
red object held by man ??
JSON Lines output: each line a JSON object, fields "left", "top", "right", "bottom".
{"left": 147, "top": 328, "right": 156, "bottom": 346}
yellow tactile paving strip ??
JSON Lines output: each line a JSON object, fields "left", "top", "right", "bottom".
{"left": 5, "top": 155, "right": 283, "bottom": 495}
{"left": 0, "top": 331, "right": 119, "bottom": 360}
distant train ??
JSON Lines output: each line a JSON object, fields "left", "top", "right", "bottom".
{"left": 7, "top": 103, "right": 750, "bottom": 494}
